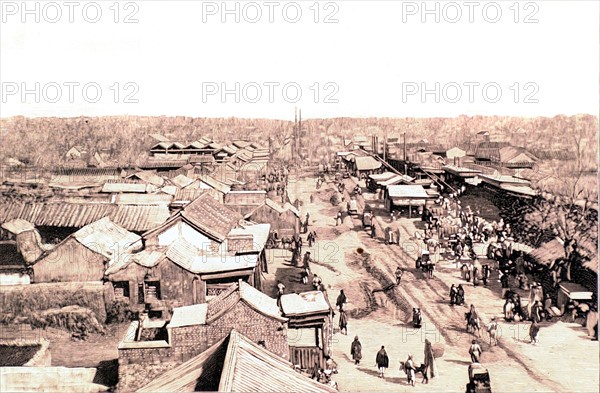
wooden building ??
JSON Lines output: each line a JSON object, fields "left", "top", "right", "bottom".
{"left": 31, "top": 218, "right": 141, "bottom": 283}
{"left": 280, "top": 291, "right": 334, "bottom": 370}
{"left": 384, "top": 185, "right": 432, "bottom": 216}
{"left": 244, "top": 198, "right": 300, "bottom": 238}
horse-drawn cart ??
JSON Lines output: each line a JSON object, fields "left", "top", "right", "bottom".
{"left": 466, "top": 363, "right": 492, "bottom": 393}
{"left": 362, "top": 211, "right": 373, "bottom": 228}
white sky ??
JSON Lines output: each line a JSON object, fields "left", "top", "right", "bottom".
{"left": 0, "top": 0, "right": 598, "bottom": 120}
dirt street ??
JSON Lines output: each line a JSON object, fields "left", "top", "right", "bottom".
{"left": 264, "top": 174, "right": 599, "bottom": 392}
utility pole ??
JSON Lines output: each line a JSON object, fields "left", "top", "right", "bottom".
{"left": 298, "top": 109, "right": 302, "bottom": 168}
{"left": 403, "top": 132, "right": 408, "bottom": 175}
{"left": 383, "top": 132, "right": 387, "bottom": 163}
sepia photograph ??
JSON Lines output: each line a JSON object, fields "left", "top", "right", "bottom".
{"left": 0, "top": 1, "right": 598, "bottom": 392}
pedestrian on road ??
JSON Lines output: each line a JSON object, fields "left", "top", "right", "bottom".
{"left": 396, "top": 227, "right": 402, "bottom": 245}
{"left": 487, "top": 317, "right": 498, "bottom": 346}
{"left": 351, "top": 336, "right": 362, "bottom": 365}
{"left": 300, "top": 268, "right": 309, "bottom": 284}
{"left": 336, "top": 211, "right": 343, "bottom": 226}
{"left": 339, "top": 309, "right": 348, "bottom": 335}
{"left": 375, "top": 346, "right": 389, "bottom": 378}
{"left": 277, "top": 281, "right": 285, "bottom": 296}
{"left": 423, "top": 338, "right": 438, "bottom": 382}
{"left": 530, "top": 321, "right": 540, "bottom": 345}
{"left": 395, "top": 267, "right": 404, "bottom": 285}
{"left": 312, "top": 274, "right": 322, "bottom": 290}
{"left": 303, "top": 251, "right": 311, "bottom": 271}
{"left": 456, "top": 284, "right": 465, "bottom": 306}
{"left": 336, "top": 290, "right": 347, "bottom": 311}
{"left": 371, "top": 224, "right": 377, "bottom": 239}
{"left": 450, "top": 284, "right": 457, "bottom": 306}
{"left": 469, "top": 339, "right": 482, "bottom": 363}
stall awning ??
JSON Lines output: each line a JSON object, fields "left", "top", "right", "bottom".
{"left": 559, "top": 282, "right": 593, "bottom": 301}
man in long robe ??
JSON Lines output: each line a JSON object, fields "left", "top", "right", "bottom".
{"left": 350, "top": 336, "right": 362, "bottom": 365}
{"left": 376, "top": 346, "right": 389, "bottom": 378}
{"left": 423, "top": 339, "right": 438, "bottom": 382}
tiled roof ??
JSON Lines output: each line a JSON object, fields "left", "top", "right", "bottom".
{"left": 205, "top": 282, "right": 286, "bottom": 323}
{"left": 0, "top": 202, "right": 170, "bottom": 232}
{"left": 182, "top": 193, "right": 242, "bottom": 242}
{"left": 72, "top": 217, "right": 141, "bottom": 259}
{"left": 126, "top": 171, "right": 165, "bottom": 187}
{"left": 219, "top": 330, "right": 336, "bottom": 393}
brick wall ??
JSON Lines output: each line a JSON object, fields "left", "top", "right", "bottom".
{"left": 117, "top": 301, "right": 288, "bottom": 391}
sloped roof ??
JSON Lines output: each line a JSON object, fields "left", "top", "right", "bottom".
{"left": 238, "top": 281, "right": 285, "bottom": 321}
{"left": 110, "top": 205, "right": 171, "bottom": 232}
{"left": 228, "top": 223, "right": 271, "bottom": 253}
{"left": 368, "top": 172, "right": 397, "bottom": 181}
{"left": 105, "top": 249, "right": 164, "bottom": 275}
{"left": 168, "top": 304, "right": 208, "bottom": 328}
{"left": 148, "top": 133, "right": 169, "bottom": 142}
{"left": 1, "top": 219, "right": 35, "bottom": 235}
{"left": 199, "top": 175, "right": 231, "bottom": 194}
{"left": 113, "top": 193, "right": 173, "bottom": 206}
{"left": 101, "top": 183, "right": 147, "bottom": 193}
{"left": 387, "top": 185, "right": 429, "bottom": 198}
{"left": 380, "top": 174, "right": 414, "bottom": 186}
{"left": 181, "top": 193, "right": 243, "bottom": 242}
{"left": 354, "top": 156, "right": 382, "bottom": 171}
{"left": 446, "top": 147, "right": 466, "bottom": 158}
{"left": 137, "top": 334, "right": 228, "bottom": 392}
{"left": 72, "top": 217, "right": 141, "bottom": 259}
{"left": 127, "top": 171, "right": 165, "bottom": 187}
{"left": 138, "top": 329, "right": 336, "bottom": 393}
{"left": 499, "top": 146, "right": 537, "bottom": 163}
{"left": 529, "top": 238, "right": 565, "bottom": 265}
{"left": 165, "top": 238, "right": 258, "bottom": 274}
{"left": 170, "top": 174, "right": 195, "bottom": 188}
{"left": 219, "top": 330, "right": 336, "bottom": 393}
{"left": 280, "top": 291, "right": 331, "bottom": 317}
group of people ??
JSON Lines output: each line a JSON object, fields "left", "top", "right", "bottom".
{"left": 449, "top": 284, "right": 466, "bottom": 306}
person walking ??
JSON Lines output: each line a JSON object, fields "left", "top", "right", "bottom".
{"left": 469, "top": 339, "right": 482, "bottom": 363}
{"left": 487, "top": 317, "right": 499, "bottom": 346}
{"left": 336, "top": 290, "right": 347, "bottom": 311}
{"left": 423, "top": 338, "right": 438, "bottom": 383}
{"left": 449, "top": 284, "right": 457, "bottom": 306}
{"left": 375, "top": 346, "right": 389, "bottom": 378}
{"left": 339, "top": 309, "right": 348, "bottom": 335}
{"left": 350, "top": 336, "right": 362, "bottom": 365}
{"left": 530, "top": 321, "right": 540, "bottom": 345}
{"left": 303, "top": 251, "right": 311, "bottom": 271}
{"left": 371, "top": 224, "right": 377, "bottom": 239}
{"left": 395, "top": 267, "right": 404, "bottom": 285}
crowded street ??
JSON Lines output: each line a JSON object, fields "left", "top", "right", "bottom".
{"left": 265, "top": 171, "right": 599, "bottom": 392}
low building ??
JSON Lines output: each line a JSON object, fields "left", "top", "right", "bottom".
{"left": 280, "top": 291, "right": 334, "bottom": 370}
{"left": 384, "top": 184, "right": 432, "bottom": 216}
{"left": 137, "top": 329, "right": 337, "bottom": 393}
{"left": 117, "top": 281, "right": 288, "bottom": 392}
{"left": 244, "top": 198, "right": 300, "bottom": 238}
{"left": 353, "top": 156, "right": 382, "bottom": 178}
{"left": 32, "top": 217, "right": 141, "bottom": 283}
